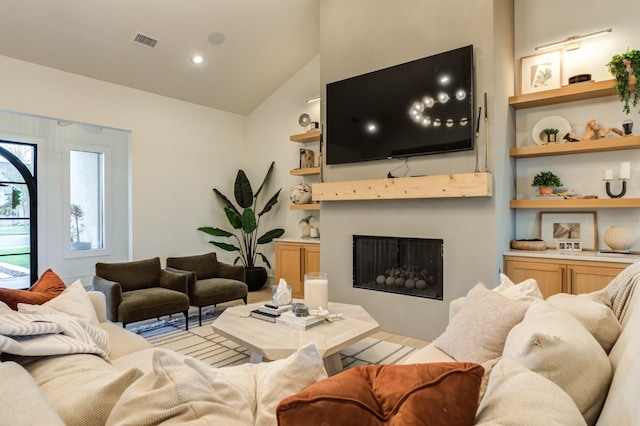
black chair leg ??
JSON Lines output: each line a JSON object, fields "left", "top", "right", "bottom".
{"left": 243, "top": 296, "right": 247, "bottom": 304}
{"left": 199, "top": 306, "right": 202, "bottom": 327}
{"left": 184, "top": 311, "right": 189, "bottom": 330}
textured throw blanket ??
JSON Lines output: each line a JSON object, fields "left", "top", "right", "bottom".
{"left": 605, "top": 262, "right": 640, "bottom": 321}
{"left": 0, "top": 312, "right": 110, "bottom": 360}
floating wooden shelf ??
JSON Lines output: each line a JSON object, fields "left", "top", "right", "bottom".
{"left": 508, "top": 80, "right": 617, "bottom": 110}
{"left": 289, "top": 203, "right": 321, "bottom": 211}
{"left": 289, "top": 130, "right": 321, "bottom": 143}
{"left": 510, "top": 198, "right": 640, "bottom": 209}
{"left": 510, "top": 136, "right": 640, "bottom": 158}
{"left": 290, "top": 167, "right": 321, "bottom": 176}
{"left": 312, "top": 172, "right": 492, "bottom": 201}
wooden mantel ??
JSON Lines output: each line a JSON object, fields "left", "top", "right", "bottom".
{"left": 311, "top": 172, "right": 492, "bottom": 201}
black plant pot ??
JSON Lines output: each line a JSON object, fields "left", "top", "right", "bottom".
{"left": 245, "top": 267, "right": 268, "bottom": 292}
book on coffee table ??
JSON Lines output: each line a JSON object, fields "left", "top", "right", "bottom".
{"left": 257, "top": 304, "right": 292, "bottom": 315}
{"left": 276, "top": 311, "right": 325, "bottom": 330}
{"left": 250, "top": 309, "right": 280, "bottom": 323}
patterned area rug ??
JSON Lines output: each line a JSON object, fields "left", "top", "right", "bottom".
{"left": 135, "top": 309, "right": 417, "bottom": 372}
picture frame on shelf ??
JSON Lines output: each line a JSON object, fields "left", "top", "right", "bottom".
{"left": 520, "top": 49, "right": 563, "bottom": 95}
{"left": 300, "top": 149, "right": 314, "bottom": 169}
{"left": 540, "top": 211, "right": 597, "bottom": 250}
{"left": 556, "top": 238, "right": 582, "bottom": 253}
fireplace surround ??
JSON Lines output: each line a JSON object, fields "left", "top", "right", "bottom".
{"left": 353, "top": 235, "right": 443, "bottom": 300}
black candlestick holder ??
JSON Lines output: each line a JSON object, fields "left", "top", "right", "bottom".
{"left": 605, "top": 179, "right": 628, "bottom": 198}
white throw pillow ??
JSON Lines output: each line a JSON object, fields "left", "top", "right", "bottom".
{"left": 502, "top": 300, "right": 611, "bottom": 425}
{"left": 433, "top": 283, "right": 532, "bottom": 363}
{"left": 106, "top": 342, "right": 327, "bottom": 426}
{"left": 546, "top": 292, "right": 622, "bottom": 353}
{"left": 18, "top": 280, "right": 99, "bottom": 325}
{"left": 476, "top": 358, "right": 585, "bottom": 425}
{"left": 494, "top": 273, "right": 544, "bottom": 299}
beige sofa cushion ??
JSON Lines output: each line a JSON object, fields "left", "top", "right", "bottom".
{"left": 107, "top": 342, "right": 327, "bottom": 426}
{"left": 25, "top": 354, "right": 143, "bottom": 426}
{"left": 0, "top": 361, "right": 65, "bottom": 426}
{"left": 476, "top": 358, "right": 585, "bottom": 425}
{"left": 502, "top": 301, "right": 611, "bottom": 425}
{"left": 433, "top": 283, "right": 532, "bottom": 363}
{"left": 546, "top": 292, "right": 622, "bottom": 353}
{"left": 18, "top": 280, "right": 99, "bottom": 325}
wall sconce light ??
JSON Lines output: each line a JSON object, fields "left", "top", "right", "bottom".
{"left": 535, "top": 28, "right": 612, "bottom": 51}
{"left": 306, "top": 96, "right": 321, "bottom": 103}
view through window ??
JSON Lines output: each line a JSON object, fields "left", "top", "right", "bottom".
{"left": 70, "top": 150, "right": 104, "bottom": 251}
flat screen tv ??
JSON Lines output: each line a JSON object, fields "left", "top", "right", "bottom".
{"left": 326, "top": 45, "right": 474, "bottom": 165}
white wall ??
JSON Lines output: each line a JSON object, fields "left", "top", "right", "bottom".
{"left": 318, "top": 0, "right": 512, "bottom": 340}
{"left": 0, "top": 56, "right": 247, "bottom": 280}
{"left": 514, "top": 0, "right": 640, "bottom": 250}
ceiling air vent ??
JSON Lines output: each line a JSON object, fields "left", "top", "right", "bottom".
{"left": 131, "top": 32, "right": 160, "bottom": 49}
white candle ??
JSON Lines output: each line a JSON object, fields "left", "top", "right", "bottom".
{"left": 620, "top": 162, "right": 631, "bottom": 180}
{"left": 304, "top": 273, "right": 329, "bottom": 310}
{"left": 604, "top": 169, "right": 613, "bottom": 181}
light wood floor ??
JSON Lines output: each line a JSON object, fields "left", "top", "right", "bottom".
{"left": 243, "top": 285, "right": 430, "bottom": 350}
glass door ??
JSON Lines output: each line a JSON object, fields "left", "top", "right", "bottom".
{"left": 0, "top": 142, "right": 36, "bottom": 289}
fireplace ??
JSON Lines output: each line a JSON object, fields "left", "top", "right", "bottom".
{"left": 353, "top": 235, "right": 443, "bottom": 300}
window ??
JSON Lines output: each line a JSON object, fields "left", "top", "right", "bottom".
{"left": 68, "top": 149, "right": 105, "bottom": 253}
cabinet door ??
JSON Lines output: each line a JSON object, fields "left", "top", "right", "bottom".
{"left": 304, "top": 244, "right": 321, "bottom": 275}
{"left": 568, "top": 264, "right": 625, "bottom": 294}
{"left": 275, "top": 243, "right": 304, "bottom": 298}
{"left": 504, "top": 260, "right": 566, "bottom": 298}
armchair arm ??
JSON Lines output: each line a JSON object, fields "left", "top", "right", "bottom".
{"left": 159, "top": 269, "right": 188, "bottom": 294}
{"left": 91, "top": 276, "right": 122, "bottom": 322}
{"left": 217, "top": 261, "right": 245, "bottom": 282}
{"left": 165, "top": 266, "right": 197, "bottom": 298}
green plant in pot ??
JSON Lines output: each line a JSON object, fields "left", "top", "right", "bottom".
{"left": 70, "top": 203, "right": 91, "bottom": 250}
{"left": 198, "top": 161, "right": 284, "bottom": 291}
{"left": 531, "top": 171, "right": 562, "bottom": 196}
{"left": 298, "top": 215, "right": 316, "bottom": 238}
{"left": 607, "top": 49, "right": 640, "bottom": 114}
{"left": 543, "top": 128, "right": 559, "bottom": 143}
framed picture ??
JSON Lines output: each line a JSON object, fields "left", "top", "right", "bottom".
{"left": 520, "top": 49, "right": 563, "bottom": 95}
{"left": 556, "top": 239, "right": 582, "bottom": 253}
{"left": 299, "top": 149, "right": 314, "bottom": 169}
{"left": 539, "top": 211, "right": 597, "bottom": 250}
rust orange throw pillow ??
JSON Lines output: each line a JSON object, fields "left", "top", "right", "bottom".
{"left": 0, "top": 269, "right": 66, "bottom": 310}
{"left": 276, "top": 362, "right": 483, "bottom": 426}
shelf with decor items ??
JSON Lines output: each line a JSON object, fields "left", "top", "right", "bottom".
{"left": 510, "top": 198, "right": 640, "bottom": 209}
{"left": 508, "top": 79, "right": 617, "bottom": 110}
{"left": 510, "top": 136, "right": 640, "bottom": 158}
{"left": 289, "top": 129, "right": 323, "bottom": 211}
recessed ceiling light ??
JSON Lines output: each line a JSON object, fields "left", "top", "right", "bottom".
{"left": 192, "top": 55, "right": 204, "bottom": 64}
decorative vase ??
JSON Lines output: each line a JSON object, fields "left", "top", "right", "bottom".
{"left": 301, "top": 224, "right": 312, "bottom": 238}
{"left": 539, "top": 186, "right": 553, "bottom": 196}
{"left": 244, "top": 267, "right": 268, "bottom": 291}
{"left": 603, "top": 226, "right": 636, "bottom": 252}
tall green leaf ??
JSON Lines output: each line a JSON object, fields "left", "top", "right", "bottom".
{"left": 224, "top": 207, "right": 242, "bottom": 229}
{"left": 258, "top": 188, "right": 282, "bottom": 216}
{"left": 208, "top": 241, "right": 240, "bottom": 252}
{"left": 254, "top": 161, "right": 275, "bottom": 199}
{"left": 257, "top": 228, "right": 285, "bottom": 244}
{"left": 213, "top": 189, "right": 240, "bottom": 217}
{"left": 234, "top": 170, "right": 254, "bottom": 208}
{"left": 241, "top": 209, "right": 257, "bottom": 234}
{"left": 197, "top": 227, "right": 233, "bottom": 238}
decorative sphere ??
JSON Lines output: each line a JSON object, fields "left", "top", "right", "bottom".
{"left": 385, "top": 277, "right": 395, "bottom": 286}
{"left": 395, "top": 277, "right": 405, "bottom": 287}
{"left": 416, "top": 279, "right": 427, "bottom": 289}
{"left": 376, "top": 275, "right": 386, "bottom": 285}
{"left": 289, "top": 183, "right": 312, "bottom": 204}
{"left": 405, "top": 279, "right": 416, "bottom": 289}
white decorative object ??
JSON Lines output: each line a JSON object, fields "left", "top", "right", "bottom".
{"left": 531, "top": 116, "right": 571, "bottom": 146}
{"left": 603, "top": 226, "right": 635, "bottom": 252}
{"left": 620, "top": 162, "right": 631, "bottom": 180}
{"left": 603, "top": 169, "right": 613, "bottom": 181}
{"left": 272, "top": 278, "right": 293, "bottom": 306}
{"left": 289, "top": 183, "right": 312, "bottom": 204}
{"left": 304, "top": 272, "right": 329, "bottom": 311}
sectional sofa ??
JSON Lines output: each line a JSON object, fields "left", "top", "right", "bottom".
{"left": 1, "top": 265, "right": 638, "bottom": 425}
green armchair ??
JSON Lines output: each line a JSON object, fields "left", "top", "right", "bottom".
{"left": 93, "top": 257, "right": 191, "bottom": 330}
{"left": 166, "top": 252, "right": 248, "bottom": 326}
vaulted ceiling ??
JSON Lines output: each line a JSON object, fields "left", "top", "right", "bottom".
{"left": 0, "top": 0, "right": 320, "bottom": 115}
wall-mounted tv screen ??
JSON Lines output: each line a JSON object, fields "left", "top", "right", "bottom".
{"left": 326, "top": 45, "right": 474, "bottom": 165}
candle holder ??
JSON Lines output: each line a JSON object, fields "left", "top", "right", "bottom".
{"left": 604, "top": 179, "right": 628, "bottom": 198}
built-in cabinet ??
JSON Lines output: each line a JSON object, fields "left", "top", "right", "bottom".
{"left": 503, "top": 254, "right": 631, "bottom": 297}
{"left": 275, "top": 240, "right": 320, "bottom": 298}
{"left": 289, "top": 130, "right": 321, "bottom": 211}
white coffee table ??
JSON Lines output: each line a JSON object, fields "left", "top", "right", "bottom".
{"left": 212, "top": 301, "right": 380, "bottom": 374}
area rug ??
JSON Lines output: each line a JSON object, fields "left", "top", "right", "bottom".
{"left": 135, "top": 310, "right": 417, "bottom": 372}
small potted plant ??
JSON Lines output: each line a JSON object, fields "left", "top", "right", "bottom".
{"left": 531, "top": 171, "right": 562, "bottom": 196}
{"left": 543, "top": 128, "right": 559, "bottom": 143}
{"left": 607, "top": 49, "right": 640, "bottom": 115}
{"left": 298, "top": 215, "right": 316, "bottom": 238}
{"left": 70, "top": 203, "right": 91, "bottom": 250}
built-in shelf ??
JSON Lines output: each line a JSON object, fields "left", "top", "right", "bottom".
{"left": 289, "top": 203, "right": 321, "bottom": 211}
{"left": 510, "top": 198, "right": 640, "bottom": 209}
{"left": 312, "top": 172, "right": 492, "bottom": 201}
{"left": 508, "top": 79, "right": 617, "bottom": 110}
{"left": 289, "top": 130, "right": 321, "bottom": 143}
{"left": 290, "top": 167, "right": 321, "bottom": 176}
{"left": 510, "top": 136, "right": 640, "bottom": 158}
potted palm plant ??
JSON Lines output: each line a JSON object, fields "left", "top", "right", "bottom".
{"left": 607, "top": 49, "right": 640, "bottom": 114}
{"left": 70, "top": 203, "right": 91, "bottom": 250}
{"left": 531, "top": 171, "right": 562, "bottom": 196}
{"left": 298, "top": 215, "right": 316, "bottom": 238}
{"left": 198, "top": 161, "right": 284, "bottom": 291}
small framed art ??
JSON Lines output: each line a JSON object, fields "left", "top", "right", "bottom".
{"left": 520, "top": 49, "right": 563, "bottom": 95}
{"left": 540, "top": 211, "right": 597, "bottom": 250}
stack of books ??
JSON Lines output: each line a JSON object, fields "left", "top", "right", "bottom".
{"left": 276, "top": 311, "right": 325, "bottom": 331}
{"left": 249, "top": 304, "right": 292, "bottom": 323}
